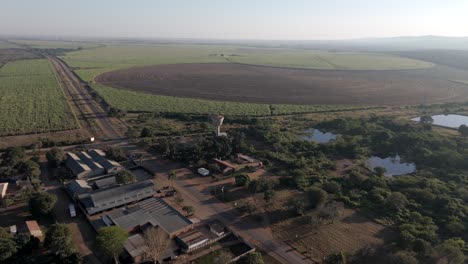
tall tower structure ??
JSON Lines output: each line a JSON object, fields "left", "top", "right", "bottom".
{"left": 210, "top": 114, "right": 225, "bottom": 136}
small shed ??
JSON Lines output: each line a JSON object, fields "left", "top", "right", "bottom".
{"left": 25, "top": 220, "right": 43, "bottom": 238}
{"left": 197, "top": 168, "right": 210, "bottom": 176}
{"left": 0, "top": 182, "right": 8, "bottom": 199}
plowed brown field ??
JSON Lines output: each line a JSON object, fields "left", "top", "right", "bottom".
{"left": 96, "top": 63, "right": 468, "bottom": 106}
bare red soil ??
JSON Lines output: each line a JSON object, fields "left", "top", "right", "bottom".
{"left": 96, "top": 63, "right": 468, "bottom": 106}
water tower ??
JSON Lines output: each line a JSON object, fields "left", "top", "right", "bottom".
{"left": 210, "top": 114, "right": 226, "bottom": 136}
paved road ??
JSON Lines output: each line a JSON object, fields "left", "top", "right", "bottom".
{"left": 48, "top": 56, "right": 123, "bottom": 140}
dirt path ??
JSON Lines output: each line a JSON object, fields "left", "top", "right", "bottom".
{"left": 48, "top": 56, "right": 124, "bottom": 141}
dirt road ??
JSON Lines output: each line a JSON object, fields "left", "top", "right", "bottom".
{"left": 141, "top": 156, "right": 310, "bottom": 264}
{"left": 48, "top": 57, "right": 123, "bottom": 141}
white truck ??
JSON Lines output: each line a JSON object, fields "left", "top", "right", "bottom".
{"left": 69, "top": 203, "right": 76, "bottom": 218}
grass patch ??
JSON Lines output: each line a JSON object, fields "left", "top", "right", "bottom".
{"left": 92, "top": 84, "right": 370, "bottom": 116}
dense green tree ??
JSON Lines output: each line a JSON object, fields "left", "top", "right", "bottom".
{"left": 44, "top": 224, "right": 76, "bottom": 259}
{"left": 324, "top": 252, "right": 347, "bottom": 264}
{"left": 46, "top": 147, "right": 65, "bottom": 167}
{"left": 235, "top": 174, "right": 250, "bottom": 187}
{"left": 385, "top": 192, "right": 409, "bottom": 211}
{"left": 95, "top": 226, "right": 128, "bottom": 264}
{"left": 2, "top": 147, "right": 25, "bottom": 167}
{"left": 323, "top": 181, "right": 342, "bottom": 195}
{"left": 18, "top": 160, "right": 41, "bottom": 179}
{"left": 140, "top": 127, "right": 153, "bottom": 138}
{"left": 0, "top": 228, "right": 16, "bottom": 262}
{"left": 432, "top": 238, "right": 465, "bottom": 264}
{"left": 106, "top": 147, "right": 126, "bottom": 162}
{"left": 263, "top": 189, "right": 276, "bottom": 203}
{"left": 115, "top": 170, "right": 136, "bottom": 184}
{"left": 308, "top": 187, "right": 328, "bottom": 209}
{"left": 28, "top": 192, "right": 57, "bottom": 217}
{"left": 458, "top": 124, "right": 468, "bottom": 137}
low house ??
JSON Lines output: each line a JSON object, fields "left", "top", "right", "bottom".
{"left": 236, "top": 154, "right": 256, "bottom": 164}
{"left": 124, "top": 234, "right": 149, "bottom": 263}
{"left": 209, "top": 221, "right": 226, "bottom": 237}
{"left": 197, "top": 168, "right": 210, "bottom": 176}
{"left": 0, "top": 182, "right": 8, "bottom": 199}
{"left": 176, "top": 229, "right": 209, "bottom": 253}
{"left": 236, "top": 154, "right": 263, "bottom": 168}
{"left": 25, "top": 220, "right": 43, "bottom": 238}
{"left": 176, "top": 221, "right": 230, "bottom": 253}
{"left": 93, "top": 176, "right": 117, "bottom": 189}
{"left": 78, "top": 180, "right": 156, "bottom": 215}
{"left": 67, "top": 179, "right": 92, "bottom": 199}
{"left": 213, "top": 159, "right": 237, "bottom": 174}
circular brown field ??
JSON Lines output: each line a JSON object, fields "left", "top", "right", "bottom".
{"left": 95, "top": 63, "right": 468, "bottom": 106}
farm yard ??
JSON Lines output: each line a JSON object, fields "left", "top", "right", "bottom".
{"left": 0, "top": 59, "right": 79, "bottom": 135}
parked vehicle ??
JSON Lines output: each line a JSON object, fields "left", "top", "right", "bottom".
{"left": 69, "top": 203, "right": 76, "bottom": 218}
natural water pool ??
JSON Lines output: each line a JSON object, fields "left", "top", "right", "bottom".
{"left": 411, "top": 114, "right": 468, "bottom": 129}
{"left": 300, "top": 128, "right": 337, "bottom": 143}
{"left": 367, "top": 155, "right": 416, "bottom": 177}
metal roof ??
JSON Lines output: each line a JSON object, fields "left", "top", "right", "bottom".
{"left": 139, "top": 198, "right": 192, "bottom": 235}
{"left": 107, "top": 206, "right": 156, "bottom": 231}
{"left": 67, "top": 180, "right": 92, "bottom": 197}
{"left": 78, "top": 180, "right": 156, "bottom": 215}
{"left": 66, "top": 152, "right": 91, "bottom": 175}
{"left": 78, "top": 152, "right": 104, "bottom": 171}
{"left": 93, "top": 176, "right": 117, "bottom": 189}
{"left": 124, "top": 234, "right": 149, "bottom": 258}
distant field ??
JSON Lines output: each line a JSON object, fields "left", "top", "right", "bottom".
{"left": 61, "top": 44, "right": 434, "bottom": 83}
{"left": 0, "top": 59, "right": 78, "bottom": 135}
{"left": 394, "top": 50, "right": 468, "bottom": 71}
{"left": 10, "top": 39, "right": 102, "bottom": 49}
{"left": 92, "top": 84, "right": 368, "bottom": 116}
{"left": 0, "top": 49, "right": 40, "bottom": 66}
{"left": 0, "top": 41, "right": 22, "bottom": 49}
{"left": 227, "top": 48, "right": 434, "bottom": 70}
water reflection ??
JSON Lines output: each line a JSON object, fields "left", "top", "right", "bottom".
{"left": 412, "top": 114, "right": 468, "bottom": 129}
{"left": 367, "top": 155, "right": 416, "bottom": 177}
{"left": 301, "top": 128, "right": 337, "bottom": 143}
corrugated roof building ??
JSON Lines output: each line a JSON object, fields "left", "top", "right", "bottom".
{"left": 88, "top": 149, "right": 124, "bottom": 174}
{"left": 78, "top": 180, "right": 156, "bottom": 215}
{"left": 65, "top": 152, "right": 93, "bottom": 179}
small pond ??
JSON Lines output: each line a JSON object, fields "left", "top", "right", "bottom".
{"left": 411, "top": 114, "right": 468, "bottom": 129}
{"left": 367, "top": 155, "right": 416, "bottom": 177}
{"left": 300, "top": 128, "right": 337, "bottom": 143}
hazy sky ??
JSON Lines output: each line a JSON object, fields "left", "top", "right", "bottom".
{"left": 2, "top": 0, "right": 467, "bottom": 40}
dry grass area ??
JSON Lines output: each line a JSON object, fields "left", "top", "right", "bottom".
{"left": 0, "top": 128, "right": 89, "bottom": 149}
{"left": 272, "top": 209, "right": 395, "bottom": 262}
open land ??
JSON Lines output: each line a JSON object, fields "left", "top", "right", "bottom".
{"left": 0, "top": 59, "right": 79, "bottom": 136}
{"left": 96, "top": 63, "right": 468, "bottom": 106}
